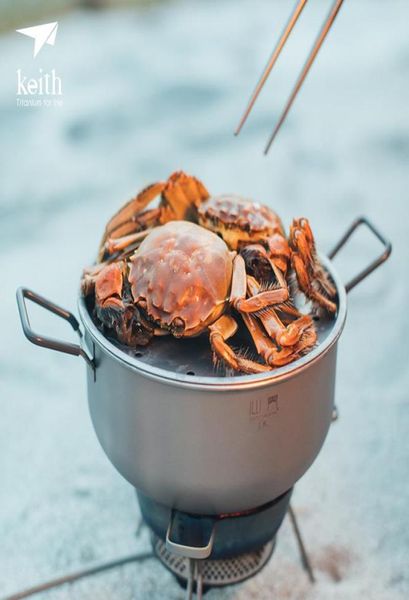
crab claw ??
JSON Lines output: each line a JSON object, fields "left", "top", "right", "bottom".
{"left": 98, "top": 171, "right": 209, "bottom": 262}
{"left": 91, "top": 261, "right": 152, "bottom": 347}
{"left": 159, "top": 171, "right": 209, "bottom": 224}
{"left": 268, "top": 326, "right": 318, "bottom": 366}
{"left": 99, "top": 182, "right": 166, "bottom": 261}
{"left": 275, "top": 314, "right": 314, "bottom": 347}
{"left": 95, "top": 262, "right": 125, "bottom": 310}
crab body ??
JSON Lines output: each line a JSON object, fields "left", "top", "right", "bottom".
{"left": 129, "top": 221, "right": 232, "bottom": 337}
{"left": 198, "top": 194, "right": 291, "bottom": 275}
{"left": 197, "top": 194, "right": 283, "bottom": 246}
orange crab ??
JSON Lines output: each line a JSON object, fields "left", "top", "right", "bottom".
{"left": 84, "top": 221, "right": 316, "bottom": 373}
{"left": 82, "top": 171, "right": 336, "bottom": 373}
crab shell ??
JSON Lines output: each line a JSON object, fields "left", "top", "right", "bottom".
{"left": 197, "top": 194, "right": 285, "bottom": 250}
{"left": 128, "top": 221, "right": 233, "bottom": 337}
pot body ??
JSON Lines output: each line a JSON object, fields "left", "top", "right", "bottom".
{"left": 84, "top": 330, "right": 338, "bottom": 514}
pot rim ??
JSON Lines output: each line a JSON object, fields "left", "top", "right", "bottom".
{"left": 78, "top": 254, "right": 347, "bottom": 391}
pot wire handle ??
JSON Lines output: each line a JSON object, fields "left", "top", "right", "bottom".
{"left": 16, "top": 287, "right": 94, "bottom": 369}
{"left": 328, "top": 217, "right": 392, "bottom": 293}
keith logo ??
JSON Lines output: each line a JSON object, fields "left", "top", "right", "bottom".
{"left": 15, "top": 22, "right": 63, "bottom": 107}
{"left": 16, "top": 22, "right": 58, "bottom": 58}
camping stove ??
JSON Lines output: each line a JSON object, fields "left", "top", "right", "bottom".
{"left": 137, "top": 488, "right": 314, "bottom": 598}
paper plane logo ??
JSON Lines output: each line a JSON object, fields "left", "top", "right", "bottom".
{"left": 16, "top": 22, "right": 58, "bottom": 58}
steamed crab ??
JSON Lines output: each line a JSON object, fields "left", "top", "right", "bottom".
{"left": 82, "top": 171, "right": 337, "bottom": 373}
{"left": 85, "top": 221, "right": 315, "bottom": 373}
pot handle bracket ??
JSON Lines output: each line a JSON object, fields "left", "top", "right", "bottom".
{"left": 166, "top": 510, "right": 216, "bottom": 598}
{"left": 328, "top": 216, "right": 392, "bottom": 293}
{"left": 166, "top": 509, "right": 216, "bottom": 560}
{"left": 16, "top": 287, "right": 95, "bottom": 376}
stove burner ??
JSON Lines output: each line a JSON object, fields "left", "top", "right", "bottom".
{"left": 137, "top": 489, "right": 292, "bottom": 560}
{"left": 152, "top": 533, "right": 275, "bottom": 588}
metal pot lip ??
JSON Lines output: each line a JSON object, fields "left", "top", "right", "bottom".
{"left": 78, "top": 255, "right": 347, "bottom": 391}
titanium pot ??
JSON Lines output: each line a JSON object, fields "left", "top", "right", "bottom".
{"left": 17, "top": 217, "right": 391, "bottom": 515}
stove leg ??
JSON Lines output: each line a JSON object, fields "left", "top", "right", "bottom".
{"left": 186, "top": 559, "right": 195, "bottom": 600}
{"left": 185, "top": 559, "right": 203, "bottom": 600}
{"left": 288, "top": 504, "right": 316, "bottom": 584}
{"left": 196, "top": 560, "right": 203, "bottom": 600}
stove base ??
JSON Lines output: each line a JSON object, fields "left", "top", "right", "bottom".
{"left": 152, "top": 533, "right": 275, "bottom": 589}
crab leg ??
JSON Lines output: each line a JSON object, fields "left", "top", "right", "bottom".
{"left": 228, "top": 257, "right": 312, "bottom": 365}
{"left": 230, "top": 255, "right": 289, "bottom": 313}
{"left": 241, "top": 312, "right": 280, "bottom": 365}
{"left": 260, "top": 309, "right": 314, "bottom": 348}
{"left": 106, "top": 206, "right": 162, "bottom": 239}
{"left": 241, "top": 313, "right": 316, "bottom": 367}
{"left": 290, "top": 218, "right": 337, "bottom": 313}
{"left": 292, "top": 253, "right": 337, "bottom": 314}
{"left": 239, "top": 243, "right": 297, "bottom": 317}
{"left": 303, "top": 222, "right": 335, "bottom": 294}
{"left": 229, "top": 254, "right": 247, "bottom": 302}
{"left": 266, "top": 233, "right": 292, "bottom": 278}
{"left": 102, "top": 229, "right": 152, "bottom": 260}
{"left": 100, "top": 182, "right": 166, "bottom": 246}
{"left": 292, "top": 219, "right": 336, "bottom": 296}
{"left": 237, "top": 289, "right": 288, "bottom": 312}
{"left": 209, "top": 315, "right": 270, "bottom": 374}
{"left": 247, "top": 276, "right": 313, "bottom": 347}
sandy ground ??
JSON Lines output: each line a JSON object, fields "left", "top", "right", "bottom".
{"left": 0, "top": 0, "right": 408, "bottom": 598}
